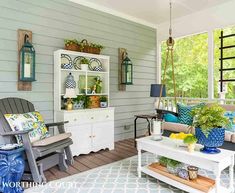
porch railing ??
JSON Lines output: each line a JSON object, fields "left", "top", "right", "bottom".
{"left": 160, "top": 97, "right": 235, "bottom": 112}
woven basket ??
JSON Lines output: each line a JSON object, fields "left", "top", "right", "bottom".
{"left": 80, "top": 39, "right": 101, "bottom": 54}
{"left": 81, "top": 39, "right": 90, "bottom": 53}
{"left": 89, "top": 47, "right": 101, "bottom": 54}
{"left": 65, "top": 43, "right": 81, "bottom": 52}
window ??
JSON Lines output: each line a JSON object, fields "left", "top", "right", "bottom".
{"left": 161, "top": 33, "right": 208, "bottom": 98}
{"left": 214, "top": 26, "right": 235, "bottom": 99}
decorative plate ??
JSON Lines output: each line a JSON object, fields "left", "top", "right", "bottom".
{"left": 73, "top": 56, "right": 86, "bottom": 70}
{"left": 89, "top": 58, "right": 103, "bottom": 71}
{"left": 61, "top": 54, "right": 73, "bottom": 69}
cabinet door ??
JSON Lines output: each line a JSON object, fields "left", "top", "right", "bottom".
{"left": 92, "top": 121, "right": 114, "bottom": 150}
{"left": 66, "top": 124, "right": 92, "bottom": 156}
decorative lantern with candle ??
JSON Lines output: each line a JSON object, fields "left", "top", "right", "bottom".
{"left": 19, "top": 34, "right": 36, "bottom": 82}
{"left": 150, "top": 119, "right": 164, "bottom": 141}
{"left": 121, "top": 51, "right": 133, "bottom": 85}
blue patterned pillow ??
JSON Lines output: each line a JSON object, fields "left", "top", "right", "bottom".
{"left": 224, "top": 111, "right": 235, "bottom": 132}
{"left": 177, "top": 103, "right": 205, "bottom": 125}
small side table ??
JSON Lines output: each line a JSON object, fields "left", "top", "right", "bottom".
{"left": 134, "top": 114, "right": 158, "bottom": 146}
{"left": 0, "top": 147, "right": 25, "bottom": 193}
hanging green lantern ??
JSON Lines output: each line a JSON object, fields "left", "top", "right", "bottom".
{"left": 20, "top": 34, "right": 36, "bottom": 82}
{"left": 121, "top": 52, "right": 133, "bottom": 85}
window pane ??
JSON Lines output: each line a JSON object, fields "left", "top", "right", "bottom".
{"left": 161, "top": 33, "right": 208, "bottom": 98}
{"left": 214, "top": 26, "right": 235, "bottom": 99}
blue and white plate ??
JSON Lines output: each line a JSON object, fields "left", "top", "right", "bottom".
{"left": 61, "top": 54, "right": 72, "bottom": 69}
{"left": 89, "top": 58, "right": 103, "bottom": 71}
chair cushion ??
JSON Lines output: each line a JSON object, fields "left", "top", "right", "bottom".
{"left": 4, "top": 111, "right": 50, "bottom": 144}
{"left": 225, "top": 131, "right": 233, "bottom": 142}
{"left": 32, "top": 132, "right": 72, "bottom": 147}
{"left": 231, "top": 134, "right": 235, "bottom": 143}
{"left": 162, "top": 122, "right": 190, "bottom": 133}
{"left": 177, "top": 103, "right": 205, "bottom": 125}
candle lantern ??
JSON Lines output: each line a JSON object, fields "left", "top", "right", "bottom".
{"left": 19, "top": 34, "right": 36, "bottom": 82}
{"left": 121, "top": 51, "right": 133, "bottom": 85}
{"left": 150, "top": 119, "right": 164, "bottom": 141}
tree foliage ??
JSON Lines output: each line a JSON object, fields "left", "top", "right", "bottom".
{"left": 161, "top": 27, "right": 235, "bottom": 99}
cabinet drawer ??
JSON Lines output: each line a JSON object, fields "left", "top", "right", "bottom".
{"left": 94, "top": 110, "right": 114, "bottom": 122}
{"left": 64, "top": 112, "right": 88, "bottom": 125}
{"left": 64, "top": 109, "right": 114, "bottom": 125}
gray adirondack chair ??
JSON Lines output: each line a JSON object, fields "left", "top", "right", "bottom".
{"left": 0, "top": 97, "right": 74, "bottom": 183}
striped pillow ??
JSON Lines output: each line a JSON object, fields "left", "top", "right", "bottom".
{"left": 177, "top": 103, "right": 205, "bottom": 125}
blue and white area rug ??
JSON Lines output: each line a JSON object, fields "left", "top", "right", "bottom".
{"left": 25, "top": 153, "right": 234, "bottom": 193}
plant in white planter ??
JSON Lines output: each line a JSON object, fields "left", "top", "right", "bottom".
{"left": 80, "top": 58, "right": 89, "bottom": 71}
{"left": 100, "top": 96, "right": 108, "bottom": 108}
{"left": 191, "top": 104, "right": 229, "bottom": 154}
{"left": 183, "top": 135, "right": 197, "bottom": 153}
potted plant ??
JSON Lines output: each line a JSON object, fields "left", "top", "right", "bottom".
{"left": 80, "top": 58, "right": 89, "bottom": 71}
{"left": 166, "top": 159, "right": 182, "bottom": 175}
{"left": 64, "top": 39, "right": 81, "bottom": 51}
{"left": 191, "top": 104, "right": 229, "bottom": 154}
{"left": 159, "top": 156, "right": 168, "bottom": 167}
{"left": 73, "top": 95, "right": 86, "bottom": 109}
{"left": 84, "top": 96, "right": 91, "bottom": 109}
{"left": 90, "top": 43, "right": 104, "bottom": 54}
{"left": 100, "top": 96, "right": 108, "bottom": 108}
{"left": 183, "top": 135, "right": 197, "bottom": 153}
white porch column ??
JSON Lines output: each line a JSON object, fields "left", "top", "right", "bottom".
{"left": 156, "top": 40, "right": 162, "bottom": 84}
{"left": 208, "top": 30, "right": 214, "bottom": 100}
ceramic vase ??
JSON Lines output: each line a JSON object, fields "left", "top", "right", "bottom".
{"left": 81, "top": 64, "right": 88, "bottom": 71}
{"left": 100, "top": 102, "right": 107, "bottom": 108}
{"left": 195, "top": 127, "right": 225, "bottom": 154}
{"left": 65, "top": 73, "right": 76, "bottom": 89}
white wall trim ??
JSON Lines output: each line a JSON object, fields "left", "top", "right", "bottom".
{"left": 69, "top": 0, "right": 157, "bottom": 29}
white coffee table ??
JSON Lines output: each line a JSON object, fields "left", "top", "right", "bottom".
{"left": 136, "top": 136, "right": 234, "bottom": 193}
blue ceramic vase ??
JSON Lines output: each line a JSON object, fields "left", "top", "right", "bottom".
{"left": 0, "top": 147, "right": 25, "bottom": 193}
{"left": 195, "top": 127, "right": 225, "bottom": 154}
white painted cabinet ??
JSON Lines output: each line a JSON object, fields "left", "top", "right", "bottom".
{"left": 56, "top": 108, "right": 114, "bottom": 156}
{"left": 54, "top": 50, "right": 114, "bottom": 156}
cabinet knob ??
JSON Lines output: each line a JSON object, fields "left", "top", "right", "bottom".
{"left": 93, "top": 135, "right": 96, "bottom": 138}
{"left": 106, "top": 115, "right": 109, "bottom": 118}
{"left": 74, "top": 118, "right": 78, "bottom": 121}
{"left": 89, "top": 135, "right": 92, "bottom": 138}
{"left": 91, "top": 117, "right": 94, "bottom": 119}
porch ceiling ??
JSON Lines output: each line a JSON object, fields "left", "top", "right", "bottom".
{"left": 70, "top": 0, "right": 232, "bottom": 28}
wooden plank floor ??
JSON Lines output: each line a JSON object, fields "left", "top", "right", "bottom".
{"left": 44, "top": 138, "right": 137, "bottom": 182}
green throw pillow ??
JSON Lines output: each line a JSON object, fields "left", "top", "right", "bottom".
{"left": 177, "top": 103, "right": 205, "bottom": 125}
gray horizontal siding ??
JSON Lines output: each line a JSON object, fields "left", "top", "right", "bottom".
{"left": 0, "top": 0, "right": 156, "bottom": 141}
